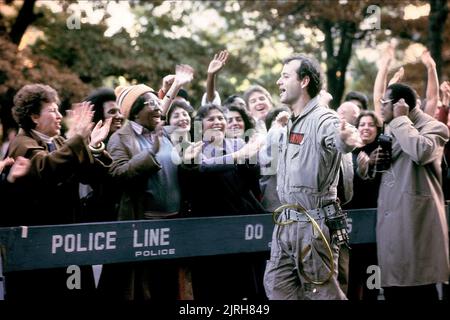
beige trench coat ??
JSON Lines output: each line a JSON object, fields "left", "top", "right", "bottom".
{"left": 377, "top": 108, "right": 450, "bottom": 287}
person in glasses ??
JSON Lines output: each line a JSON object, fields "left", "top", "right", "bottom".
{"left": 376, "top": 83, "right": 449, "bottom": 300}
{"left": 102, "top": 70, "right": 192, "bottom": 299}
{"left": 101, "top": 85, "right": 173, "bottom": 300}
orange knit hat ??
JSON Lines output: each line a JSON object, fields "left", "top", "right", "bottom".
{"left": 115, "top": 84, "right": 154, "bottom": 119}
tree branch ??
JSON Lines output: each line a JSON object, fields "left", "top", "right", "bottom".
{"left": 9, "top": 0, "right": 38, "bottom": 45}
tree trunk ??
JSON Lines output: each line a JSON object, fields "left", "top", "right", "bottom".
{"left": 322, "top": 21, "right": 355, "bottom": 109}
{"left": 9, "top": 0, "right": 37, "bottom": 45}
{"left": 428, "top": 0, "right": 448, "bottom": 81}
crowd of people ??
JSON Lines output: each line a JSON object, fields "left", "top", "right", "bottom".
{"left": 0, "top": 44, "right": 449, "bottom": 301}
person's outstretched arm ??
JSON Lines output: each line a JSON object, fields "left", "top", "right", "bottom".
{"left": 160, "top": 64, "right": 194, "bottom": 117}
{"left": 421, "top": 50, "right": 440, "bottom": 116}
{"left": 204, "top": 50, "right": 229, "bottom": 104}
{"left": 373, "top": 43, "right": 394, "bottom": 117}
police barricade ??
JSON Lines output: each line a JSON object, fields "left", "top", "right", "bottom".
{"left": 0, "top": 206, "right": 448, "bottom": 273}
{"left": 0, "top": 208, "right": 376, "bottom": 273}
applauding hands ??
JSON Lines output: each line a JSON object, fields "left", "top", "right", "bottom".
{"left": 65, "top": 101, "right": 111, "bottom": 149}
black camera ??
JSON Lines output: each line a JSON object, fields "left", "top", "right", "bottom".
{"left": 376, "top": 133, "right": 392, "bottom": 170}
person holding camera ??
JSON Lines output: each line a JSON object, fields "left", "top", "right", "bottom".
{"left": 343, "top": 111, "right": 387, "bottom": 300}
{"left": 350, "top": 111, "right": 391, "bottom": 207}
{"left": 377, "top": 83, "right": 449, "bottom": 300}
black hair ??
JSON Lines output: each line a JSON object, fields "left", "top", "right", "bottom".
{"left": 265, "top": 106, "right": 291, "bottom": 130}
{"left": 282, "top": 54, "right": 322, "bottom": 98}
{"left": 167, "top": 100, "right": 195, "bottom": 123}
{"left": 386, "top": 83, "right": 417, "bottom": 110}
{"left": 195, "top": 104, "right": 225, "bottom": 122}
{"left": 356, "top": 110, "right": 383, "bottom": 136}
{"left": 84, "top": 87, "right": 116, "bottom": 123}
{"left": 344, "top": 91, "right": 369, "bottom": 110}
{"left": 223, "top": 94, "right": 246, "bottom": 108}
{"left": 192, "top": 104, "right": 226, "bottom": 142}
{"left": 227, "top": 105, "right": 255, "bottom": 132}
{"left": 177, "top": 88, "right": 189, "bottom": 101}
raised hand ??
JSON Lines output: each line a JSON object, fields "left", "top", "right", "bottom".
{"left": 66, "top": 101, "right": 95, "bottom": 140}
{"left": 162, "top": 74, "right": 176, "bottom": 93}
{"left": 150, "top": 122, "right": 164, "bottom": 155}
{"left": 0, "top": 157, "right": 14, "bottom": 174}
{"left": 421, "top": 50, "right": 436, "bottom": 69}
{"left": 275, "top": 111, "right": 290, "bottom": 128}
{"left": 207, "top": 50, "right": 229, "bottom": 75}
{"left": 440, "top": 81, "right": 450, "bottom": 93}
{"left": 393, "top": 98, "right": 409, "bottom": 118}
{"left": 380, "top": 42, "right": 395, "bottom": 68}
{"left": 175, "top": 64, "right": 194, "bottom": 87}
{"left": 440, "top": 81, "right": 450, "bottom": 108}
{"left": 339, "top": 119, "right": 364, "bottom": 149}
{"left": 388, "top": 67, "right": 405, "bottom": 86}
{"left": 90, "top": 117, "right": 112, "bottom": 148}
{"left": 7, "top": 156, "right": 30, "bottom": 183}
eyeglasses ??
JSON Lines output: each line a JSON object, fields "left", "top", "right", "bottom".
{"left": 379, "top": 98, "right": 394, "bottom": 106}
{"left": 143, "top": 99, "right": 161, "bottom": 110}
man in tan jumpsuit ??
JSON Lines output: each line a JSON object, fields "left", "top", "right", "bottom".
{"left": 263, "top": 55, "right": 362, "bottom": 300}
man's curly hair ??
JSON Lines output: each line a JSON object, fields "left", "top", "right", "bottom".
{"left": 12, "top": 84, "right": 60, "bottom": 131}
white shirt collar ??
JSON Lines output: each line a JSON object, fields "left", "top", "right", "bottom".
{"left": 130, "top": 121, "right": 144, "bottom": 135}
{"left": 31, "top": 129, "right": 54, "bottom": 144}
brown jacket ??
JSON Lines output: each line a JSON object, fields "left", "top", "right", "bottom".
{"left": 4, "top": 129, "right": 112, "bottom": 226}
{"left": 377, "top": 108, "right": 450, "bottom": 286}
{"left": 107, "top": 121, "right": 161, "bottom": 220}
{"left": 2, "top": 129, "right": 112, "bottom": 299}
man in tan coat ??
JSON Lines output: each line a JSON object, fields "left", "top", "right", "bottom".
{"left": 378, "top": 83, "right": 449, "bottom": 300}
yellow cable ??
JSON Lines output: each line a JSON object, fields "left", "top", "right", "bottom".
{"left": 272, "top": 204, "right": 335, "bottom": 285}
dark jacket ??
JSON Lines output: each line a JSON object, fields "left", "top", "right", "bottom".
{"left": 2, "top": 129, "right": 112, "bottom": 300}
{"left": 107, "top": 121, "right": 162, "bottom": 221}
{"left": 179, "top": 138, "right": 264, "bottom": 217}
{"left": 3, "top": 129, "right": 112, "bottom": 226}
{"left": 344, "top": 139, "right": 382, "bottom": 209}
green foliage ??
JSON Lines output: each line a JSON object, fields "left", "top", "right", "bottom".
{"left": 28, "top": 2, "right": 254, "bottom": 108}
{"left": 32, "top": 7, "right": 135, "bottom": 86}
{"left": 1, "top": 0, "right": 448, "bottom": 123}
{"left": 0, "top": 36, "right": 89, "bottom": 131}
{"left": 346, "top": 57, "right": 378, "bottom": 108}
